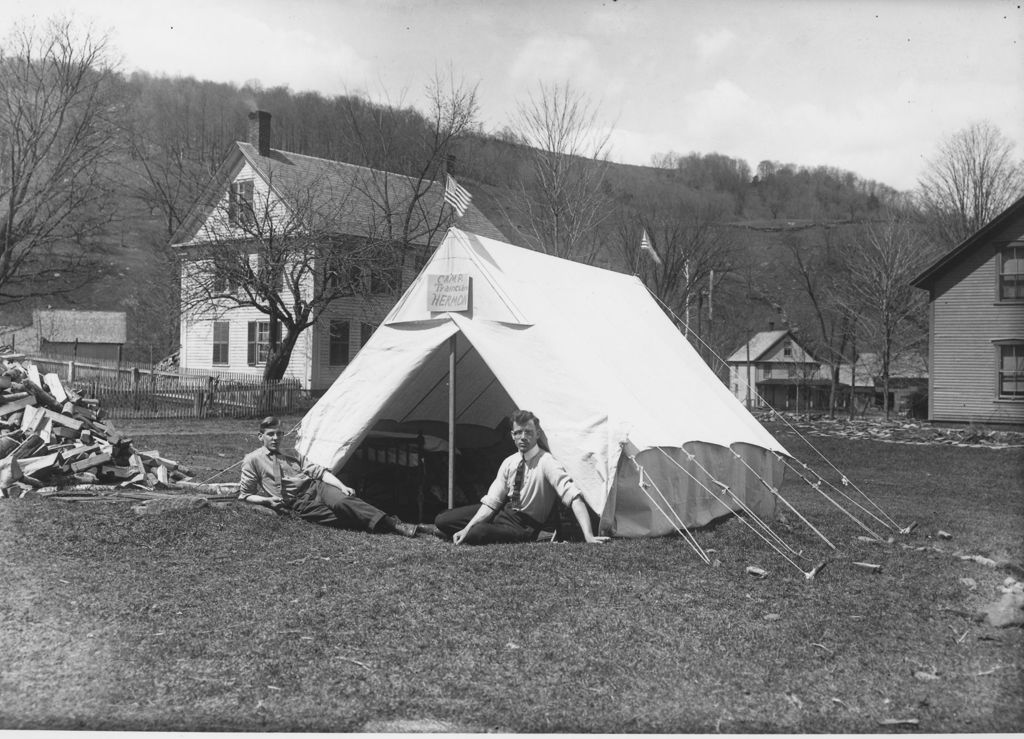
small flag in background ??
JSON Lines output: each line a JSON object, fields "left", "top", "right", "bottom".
{"left": 640, "top": 229, "right": 662, "bottom": 265}
{"left": 444, "top": 174, "right": 472, "bottom": 217}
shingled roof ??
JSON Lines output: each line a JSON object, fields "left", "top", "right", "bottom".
{"left": 726, "top": 329, "right": 792, "bottom": 363}
{"left": 172, "top": 140, "right": 505, "bottom": 247}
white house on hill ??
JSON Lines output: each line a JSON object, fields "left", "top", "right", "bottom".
{"left": 726, "top": 329, "right": 823, "bottom": 409}
{"left": 171, "top": 110, "right": 504, "bottom": 391}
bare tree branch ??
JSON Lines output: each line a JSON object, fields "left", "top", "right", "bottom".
{"left": 0, "top": 17, "right": 121, "bottom": 305}
{"left": 504, "top": 82, "right": 614, "bottom": 263}
{"left": 917, "top": 121, "right": 1024, "bottom": 249}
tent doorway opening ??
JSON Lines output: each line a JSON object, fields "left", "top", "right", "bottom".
{"left": 338, "top": 332, "right": 522, "bottom": 526}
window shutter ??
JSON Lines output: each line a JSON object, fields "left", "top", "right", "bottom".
{"left": 247, "top": 322, "right": 256, "bottom": 365}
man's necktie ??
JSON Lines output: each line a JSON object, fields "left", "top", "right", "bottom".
{"left": 510, "top": 457, "right": 526, "bottom": 506}
{"left": 273, "top": 454, "right": 283, "bottom": 499}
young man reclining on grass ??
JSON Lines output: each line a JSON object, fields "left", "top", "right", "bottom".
{"left": 434, "top": 409, "right": 608, "bottom": 545}
{"left": 238, "top": 416, "right": 420, "bottom": 538}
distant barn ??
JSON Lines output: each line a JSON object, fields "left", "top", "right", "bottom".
{"left": 33, "top": 309, "right": 127, "bottom": 363}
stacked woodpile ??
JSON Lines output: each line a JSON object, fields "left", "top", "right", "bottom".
{"left": 0, "top": 352, "right": 196, "bottom": 498}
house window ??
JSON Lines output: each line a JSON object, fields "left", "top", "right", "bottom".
{"left": 338, "top": 265, "right": 363, "bottom": 296}
{"left": 257, "top": 252, "right": 286, "bottom": 293}
{"left": 247, "top": 321, "right": 271, "bottom": 365}
{"left": 999, "top": 243, "right": 1024, "bottom": 300}
{"left": 369, "top": 267, "right": 402, "bottom": 295}
{"left": 212, "top": 322, "right": 229, "bottom": 365}
{"left": 329, "top": 320, "right": 350, "bottom": 366}
{"left": 783, "top": 342, "right": 793, "bottom": 358}
{"left": 997, "top": 343, "right": 1024, "bottom": 399}
{"left": 360, "top": 322, "right": 377, "bottom": 347}
{"left": 229, "top": 180, "right": 254, "bottom": 227}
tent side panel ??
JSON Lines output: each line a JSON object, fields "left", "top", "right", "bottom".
{"left": 604, "top": 443, "right": 779, "bottom": 538}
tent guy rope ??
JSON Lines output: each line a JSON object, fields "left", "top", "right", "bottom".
{"left": 649, "top": 447, "right": 814, "bottom": 577}
{"left": 642, "top": 285, "right": 905, "bottom": 531}
{"left": 627, "top": 453, "right": 710, "bottom": 563}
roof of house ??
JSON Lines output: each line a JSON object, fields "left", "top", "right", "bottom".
{"left": 172, "top": 142, "right": 505, "bottom": 247}
{"left": 912, "top": 192, "right": 1024, "bottom": 289}
{"left": 726, "top": 329, "right": 817, "bottom": 363}
{"left": 33, "top": 310, "right": 127, "bottom": 344}
{"left": 836, "top": 352, "right": 928, "bottom": 387}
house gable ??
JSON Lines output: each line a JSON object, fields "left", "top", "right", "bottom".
{"left": 171, "top": 112, "right": 506, "bottom": 391}
{"left": 913, "top": 192, "right": 1024, "bottom": 294}
{"left": 913, "top": 193, "right": 1024, "bottom": 425}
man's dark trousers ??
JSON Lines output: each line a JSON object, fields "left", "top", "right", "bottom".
{"left": 435, "top": 504, "right": 541, "bottom": 544}
{"left": 290, "top": 481, "right": 390, "bottom": 531}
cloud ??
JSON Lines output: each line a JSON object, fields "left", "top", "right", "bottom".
{"left": 694, "top": 28, "right": 736, "bottom": 62}
{"left": 680, "top": 79, "right": 755, "bottom": 138}
{"left": 508, "top": 34, "right": 600, "bottom": 85}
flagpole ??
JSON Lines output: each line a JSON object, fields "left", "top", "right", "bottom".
{"left": 684, "top": 259, "right": 691, "bottom": 338}
{"left": 709, "top": 269, "right": 714, "bottom": 321}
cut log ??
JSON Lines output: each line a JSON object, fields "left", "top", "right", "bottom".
{"left": 0, "top": 435, "right": 19, "bottom": 458}
{"left": 20, "top": 404, "right": 45, "bottom": 434}
{"left": 51, "top": 425, "right": 79, "bottom": 440}
{"left": 19, "top": 452, "right": 60, "bottom": 477}
{"left": 99, "top": 464, "right": 135, "bottom": 480}
{"left": 42, "top": 408, "right": 84, "bottom": 432}
{"left": 137, "top": 451, "right": 182, "bottom": 471}
{"left": 0, "top": 396, "right": 35, "bottom": 418}
{"left": 70, "top": 452, "right": 111, "bottom": 472}
{"left": 59, "top": 443, "right": 101, "bottom": 463}
{"left": 23, "top": 379, "right": 61, "bottom": 411}
{"left": 10, "top": 434, "right": 43, "bottom": 460}
{"left": 70, "top": 404, "right": 98, "bottom": 422}
{"left": 42, "top": 373, "right": 68, "bottom": 404}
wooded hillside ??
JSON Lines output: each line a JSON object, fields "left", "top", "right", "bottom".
{"left": 1, "top": 41, "right": 943, "bottom": 393}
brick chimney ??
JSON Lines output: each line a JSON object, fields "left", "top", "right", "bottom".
{"left": 248, "top": 110, "right": 271, "bottom": 156}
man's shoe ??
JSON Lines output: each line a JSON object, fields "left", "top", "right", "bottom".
{"left": 416, "top": 523, "right": 441, "bottom": 537}
{"left": 393, "top": 521, "right": 418, "bottom": 538}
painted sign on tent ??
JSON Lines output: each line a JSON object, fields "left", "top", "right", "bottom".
{"left": 427, "top": 273, "right": 471, "bottom": 312}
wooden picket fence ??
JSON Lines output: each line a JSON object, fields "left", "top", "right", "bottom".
{"left": 27, "top": 356, "right": 305, "bottom": 420}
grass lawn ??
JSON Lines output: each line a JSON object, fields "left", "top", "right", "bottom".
{"left": 1, "top": 418, "right": 1022, "bottom": 732}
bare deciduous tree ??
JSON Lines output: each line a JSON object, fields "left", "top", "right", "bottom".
{"left": 842, "top": 211, "right": 932, "bottom": 418}
{"left": 779, "top": 227, "right": 856, "bottom": 416}
{"left": 505, "top": 82, "right": 613, "bottom": 263}
{"left": 0, "top": 17, "right": 121, "bottom": 305}
{"left": 917, "top": 121, "right": 1024, "bottom": 249}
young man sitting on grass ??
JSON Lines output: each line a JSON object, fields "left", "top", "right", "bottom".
{"left": 434, "top": 409, "right": 609, "bottom": 545}
{"left": 239, "top": 416, "right": 420, "bottom": 538}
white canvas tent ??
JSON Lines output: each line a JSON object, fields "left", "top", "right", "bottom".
{"left": 297, "top": 228, "right": 790, "bottom": 537}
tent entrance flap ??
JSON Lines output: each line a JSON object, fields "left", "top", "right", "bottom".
{"left": 377, "top": 332, "right": 516, "bottom": 431}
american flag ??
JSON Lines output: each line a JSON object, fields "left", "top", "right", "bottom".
{"left": 444, "top": 174, "right": 472, "bottom": 217}
{"left": 640, "top": 229, "right": 662, "bottom": 265}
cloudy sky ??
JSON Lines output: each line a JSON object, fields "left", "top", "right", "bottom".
{"left": 5, "top": 0, "right": 1023, "bottom": 191}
